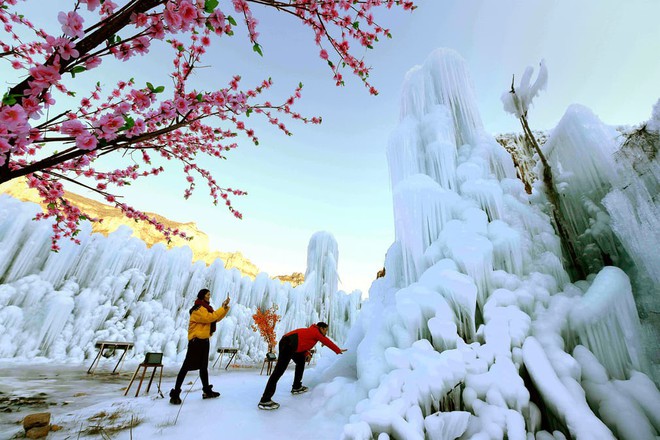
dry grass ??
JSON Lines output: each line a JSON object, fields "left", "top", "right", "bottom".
{"left": 83, "top": 408, "right": 142, "bottom": 437}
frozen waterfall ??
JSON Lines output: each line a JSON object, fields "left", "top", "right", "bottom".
{"left": 0, "top": 195, "right": 359, "bottom": 364}
{"left": 308, "top": 48, "right": 659, "bottom": 440}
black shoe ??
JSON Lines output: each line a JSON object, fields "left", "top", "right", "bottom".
{"left": 202, "top": 385, "right": 220, "bottom": 399}
{"left": 169, "top": 388, "right": 182, "bottom": 405}
{"left": 291, "top": 385, "right": 308, "bottom": 395}
{"left": 258, "top": 400, "right": 280, "bottom": 410}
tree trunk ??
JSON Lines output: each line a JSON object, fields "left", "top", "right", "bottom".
{"left": 519, "top": 114, "right": 586, "bottom": 281}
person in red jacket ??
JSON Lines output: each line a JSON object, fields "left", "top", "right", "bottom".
{"left": 258, "top": 322, "right": 346, "bottom": 410}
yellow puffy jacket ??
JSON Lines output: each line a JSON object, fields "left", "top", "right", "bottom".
{"left": 188, "top": 305, "right": 229, "bottom": 340}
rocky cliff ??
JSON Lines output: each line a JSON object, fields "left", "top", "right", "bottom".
{"left": 0, "top": 178, "right": 303, "bottom": 286}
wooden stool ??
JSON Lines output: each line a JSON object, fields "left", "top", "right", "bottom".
{"left": 125, "top": 353, "right": 163, "bottom": 397}
{"left": 260, "top": 352, "right": 277, "bottom": 375}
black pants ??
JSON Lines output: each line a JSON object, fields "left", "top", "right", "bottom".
{"left": 260, "top": 334, "right": 306, "bottom": 402}
{"left": 174, "top": 338, "right": 210, "bottom": 391}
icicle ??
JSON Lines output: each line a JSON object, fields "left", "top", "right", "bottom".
{"left": 392, "top": 174, "right": 461, "bottom": 284}
{"left": 37, "top": 289, "right": 75, "bottom": 352}
{"left": 522, "top": 337, "right": 616, "bottom": 439}
{"left": 569, "top": 267, "right": 646, "bottom": 380}
{"left": 438, "top": 220, "right": 494, "bottom": 312}
{"left": 488, "top": 220, "right": 524, "bottom": 276}
{"left": 460, "top": 179, "right": 505, "bottom": 221}
{"left": 421, "top": 48, "right": 485, "bottom": 146}
{"left": 418, "top": 262, "right": 477, "bottom": 342}
{"left": 423, "top": 411, "right": 470, "bottom": 440}
{"left": 387, "top": 116, "right": 424, "bottom": 190}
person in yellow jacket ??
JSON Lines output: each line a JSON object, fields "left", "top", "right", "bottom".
{"left": 169, "top": 288, "right": 230, "bottom": 405}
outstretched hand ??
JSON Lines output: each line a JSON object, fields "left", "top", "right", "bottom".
{"left": 341, "top": 349, "right": 348, "bottom": 353}
{"left": 222, "top": 296, "right": 231, "bottom": 308}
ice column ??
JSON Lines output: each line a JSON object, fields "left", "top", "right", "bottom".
{"left": 305, "top": 231, "right": 339, "bottom": 325}
{"left": 400, "top": 48, "right": 485, "bottom": 147}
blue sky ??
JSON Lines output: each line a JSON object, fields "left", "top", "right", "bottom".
{"left": 5, "top": 0, "right": 660, "bottom": 295}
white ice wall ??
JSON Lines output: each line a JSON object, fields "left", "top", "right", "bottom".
{"left": 0, "top": 195, "right": 360, "bottom": 364}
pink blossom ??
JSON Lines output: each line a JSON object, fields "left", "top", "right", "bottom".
{"left": 118, "top": 101, "right": 131, "bottom": 113}
{"left": 148, "top": 20, "right": 165, "bottom": 39}
{"left": 58, "top": 40, "right": 79, "bottom": 60}
{"left": 98, "top": 113, "right": 124, "bottom": 133}
{"left": 84, "top": 56, "right": 102, "bottom": 69}
{"left": 208, "top": 10, "right": 226, "bottom": 29}
{"left": 126, "top": 119, "right": 146, "bottom": 137}
{"left": 132, "top": 12, "right": 149, "bottom": 27}
{"left": 115, "top": 43, "right": 133, "bottom": 61}
{"left": 100, "top": 0, "right": 117, "bottom": 16}
{"left": 28, "top": 64, "right": 61, "bottom": 88}
{"left": 58, "top": 11, "right": 84, "bottom": 39}
{"left": 178, "top": 1, "right": 198, "bottom": 27}
{"left": 0, "top": 104, "right": 27, "bottom": 130}
{"left": 132, "top": 36, "right": 150, "bottom": 54}
{"left": 164, "top": 4, "right": 183, "bottom": 30}
{"left": 60, "top": 119, "right": 86, "bottom": 136}
{"left": 174, "top": 97, "right": 189, "bottom": 114}
{"left": 76, "top": 133, "right": 97, "bottom": 150}
{"left": 319, "top": 49, "right": 328, "bottom": 60}
{"left": 0, "top": 137, "right": 11, "bottom": 156}
{"left": 130, "top": 89, "right": 151, "bottom": 110}
{"left": 81, "top": 0, "right": 101, "bottom": 11}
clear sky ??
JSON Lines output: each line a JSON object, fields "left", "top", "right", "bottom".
{"left": 6, "top": 0, "right": 660, "bottom": 295}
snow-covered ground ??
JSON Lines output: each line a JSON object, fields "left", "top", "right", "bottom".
{"left": 0, "top": 359, "right": 346, "bottom": 439}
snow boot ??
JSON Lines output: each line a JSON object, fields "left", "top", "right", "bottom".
{"left": 258, "top": 400, "right": 280, "bottom": 410}
{"left": 291, "top": 385, "right": 309, "bottom": 395}
{"left": 202, "top": 385, "right": 220, "bottom": 399}
{"left": 169, "top": 388, "right": 182, "bottom": 405}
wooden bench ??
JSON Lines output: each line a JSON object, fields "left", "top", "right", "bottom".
{"left": 87, "top": 341, "right": 134, "bottom": 374}
{"left": 124, "top": 352, "right": 164, "bottom": 397}
{"left": 212, "top": 347, "right": 238, "bottom": 370}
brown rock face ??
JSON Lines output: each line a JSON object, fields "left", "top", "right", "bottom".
{"left": 274, "top": 272, "right": 305, "bottom": 287}
{"left": 0, "top": 178, "right": 301, "bottom": 283}
{"left": 23, "top": 412, "right": 50, "bottom": 431}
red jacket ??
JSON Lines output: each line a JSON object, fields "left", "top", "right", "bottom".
{"left": 285, "top": 324, "right": 342, "bottom": 355}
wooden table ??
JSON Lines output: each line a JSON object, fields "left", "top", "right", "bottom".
{"left": 212, "top": 347, "right": 238, "bottom": 370}
{"left": 87, "top": 341, "right": 134, "bottom": 374}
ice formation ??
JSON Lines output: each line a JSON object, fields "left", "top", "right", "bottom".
{"left": 307, "top": 48, "right": 660, "bottom": 440}
{"left": 542, "top": 105, "right": 623, "bottom": 272}
{"left": 501, "top": 59, "right": 548, "bottom": 120}
{"left": 0, "top": 196, "right": 360, "bottom": 364}
{"left": 1, "top": 45, "right": 658, "bottom": 440}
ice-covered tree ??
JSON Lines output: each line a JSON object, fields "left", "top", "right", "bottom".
{"left": 502, "top": 61, "right": 585, "bottom": 279}
{"left": 0, "top": 0, "right": 415, "bottom": 250}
